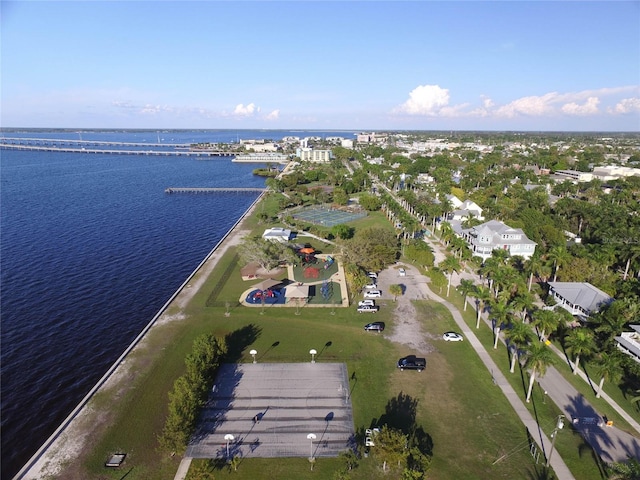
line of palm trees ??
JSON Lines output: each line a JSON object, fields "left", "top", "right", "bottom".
{"left": 445, "top": 248, "right": 631, "bottom": 404}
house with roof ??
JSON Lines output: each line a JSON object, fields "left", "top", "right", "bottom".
{"left": 448, "top": 199, "right": 484, "bottom": 222}
{"left": 547, "top": 282, "right": 613, "bottom": 319}
{"left": 262, "top": 227, "right": 293, "bottom": 243}
{"left": 459, "top": 219, "right": 537, "bottom": 261}
{"left": 615, "top": 325, "right": 640, "bottom": 363}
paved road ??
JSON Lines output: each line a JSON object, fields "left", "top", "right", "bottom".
{"left": 419, "top": 234, "right": 640, "bottom": 465}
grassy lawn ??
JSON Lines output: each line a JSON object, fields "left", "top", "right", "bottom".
{"left": 79, "top": 212, "right": 615, "bottom": 480}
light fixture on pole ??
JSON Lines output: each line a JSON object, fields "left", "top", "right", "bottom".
{"left": 224, "top": 433, "right": 235, "bottom": 460}
{"left": 546, "top": 415, "right": 564, "bottom": 467}
{"left": 307, "top": 432, "right": 317, "bottom": 461}
{"left": 250, "top": 349, "right": 257, "bottom": 363}
{"left": 309, "top": 349, "right": 317, "bottom": 363}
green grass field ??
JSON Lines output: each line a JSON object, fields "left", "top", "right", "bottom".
{"left": 79, "top": 203, "right": 619, "bottom": 480}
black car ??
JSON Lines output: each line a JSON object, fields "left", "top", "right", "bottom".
{"left": 364, "top": 321, "right": 385, "bottom": 332}
{"left": 397, "top": 355, "right": 426, "bottom": 371}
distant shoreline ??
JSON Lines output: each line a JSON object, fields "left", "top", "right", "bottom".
{"left": 16, "top": 192, "right": 265, "bottom": 480}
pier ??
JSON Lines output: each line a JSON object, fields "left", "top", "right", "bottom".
{"left": 165, "top": 187, "right": 267, "bottom": 194}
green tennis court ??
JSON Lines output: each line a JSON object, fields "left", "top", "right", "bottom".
{"left": 291, "top": 205, "right": 367, "bottom": 227}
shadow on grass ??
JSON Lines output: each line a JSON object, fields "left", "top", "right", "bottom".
{"left": 362, "top": 391, "right": 433, "bottom": 457}
{"left": 223, "top": 324, "right": 262, "bottom": 363}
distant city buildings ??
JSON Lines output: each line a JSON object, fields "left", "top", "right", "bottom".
{"left": 296, "top": 147, "right": 332, "bottom": 162}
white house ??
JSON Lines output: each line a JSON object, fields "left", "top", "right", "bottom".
{"left": 548, "top": 282, "right": 613, "bottom": 319}
{"left": 262, "top": 227, "right": 292, "bottom": 243}
{"left": 448, "top": 199, "right": 484, "bottom": 222}
{"left": 615, "top": 325, "right": 640, "bottom": 363}
{"left": 459, "top": 220, "right": 537, "bottom": 261}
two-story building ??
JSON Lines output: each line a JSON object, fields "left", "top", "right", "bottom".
{"left": 459, "top": 219, "right": 537, "bottom": 261}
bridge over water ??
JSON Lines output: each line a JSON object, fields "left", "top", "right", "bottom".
{"left": 0, "top": 143, "right": 236, "bottom": 157}
{"left": 165, "top": 187, "right": 267, "bottom": 194}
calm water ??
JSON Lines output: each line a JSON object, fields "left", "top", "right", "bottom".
{"left": 0, "top": 129, "right": 358, "bottom": 479}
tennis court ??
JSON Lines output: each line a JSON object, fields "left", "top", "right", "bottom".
{"left": 291, "top": 205, "right": 367, "bottom": 227}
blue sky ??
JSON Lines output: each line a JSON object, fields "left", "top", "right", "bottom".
{"left": 2, "top": 1, "right": 639, "bottom": 131}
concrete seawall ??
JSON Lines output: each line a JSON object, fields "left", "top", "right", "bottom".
{"left": 15, "top": 192, "right": 265, "bottom": 480}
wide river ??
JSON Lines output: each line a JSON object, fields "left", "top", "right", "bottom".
{"left": 0, "top": 129, "right": 358, "bottom": 479}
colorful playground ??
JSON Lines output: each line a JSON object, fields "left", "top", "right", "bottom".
{"left": 240, "top": 251, "right": 347, "bottom": 308}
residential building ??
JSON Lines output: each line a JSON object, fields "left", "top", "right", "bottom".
{"left": 615, "top": 325, "right": 640, "bottom": 363}
{"left": 548, "top": 282, "right": 613, "bottom": 319}
{"left": 448, "top": 199, "right": 484, "bottom": 222}
{"left": 296, "top": 147, "right": 332, "bottom": 163}
{"left": 459, "top": 219, "right": 537, "bottom": 260}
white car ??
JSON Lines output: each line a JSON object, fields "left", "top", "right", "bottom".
{"left": 364, "top": 283, "right": 377, "bottom": 289}
{"left": 443, "top": 332, "right": 464, "bottom": 342}
{"left": 357, "top": 305, "right": 380, "bottom": 313}
{"left": 367, "top": 272, "right": 378, "bottom": 279}
{"left": 358, "top": 299, "right": 376, "bottom": 307}
{"left": 364, "top": 290, "right": 382, "bottom": 298}
{"left": 398, "top": 268, "right": 406, "bottom": 277}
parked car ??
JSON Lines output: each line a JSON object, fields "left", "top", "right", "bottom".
{"left": 397, "top": 355, "right": 426, "bottom": 372}
{"left": 398, "top": 268, "right": 406, "bottom": 277}
{"left": 443, "top": 332, "right": 464, "bottom": 342}
{"left": 364, "top": 290, "right": 382, "bottom": 298}
{"left": 357, "top": 305, "right": 380, "bottom": 313}
{"left": 364, "top": 283, "right": 377, "bottom": 289}
{"left": 364, "top": 321, "right": 385, "bottom": 332}
{"left": 367, "top": 272, "right": 378, "bottom": 279}
{"left": 358, "top": 299, "right": 376, "bottom": 307}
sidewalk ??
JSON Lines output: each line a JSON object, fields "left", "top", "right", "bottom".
{"left": 407, "top": 264, "right": 575, "bottom": 480}
{"left": 422, "top": 235, "right": 640, "bottom": 464}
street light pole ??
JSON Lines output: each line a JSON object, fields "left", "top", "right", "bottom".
{"left": 250, "top": 349, "right": 257, "bottom": 363}
{"left": 224, "top": 434, "right": 235, "bottom": 460}
{"left": 307, "top": 432, "right": 317, "bottom": 469}
{"left": 309, "top": 349, "right": 317, "bottom": 363}
{"left": 546, "top": 415, "right": 564, "bottom": 467}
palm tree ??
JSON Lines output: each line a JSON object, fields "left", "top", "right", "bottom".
{"left": 524, "top": 342, "right": 555, "bottom": 402}
{"left": 440, "top": 255, "right": 461, "bottom": 297}
{"left": 547, "top": 246, "right": 571, "bottom": 282}
{"left": 473, "top": 285, "right": 492, "bottom": 329}
{"left": 509, "top": 290, "right": 536, "bottom": 322}
{"left": 594, "top": 351, "right": 623, "bottom": 398}
{"left": 489, "top": 299, "right": 512, "bottom": 349}
{"left": 504, "top": 320, "right": 534, "bottom": 373}
{"left": 531, "top": 309, "right": 561, "bottom": 341}
{"left": 524, "top": 253, "right": 544, "bottom": 292}
{"left": 457, "top": 279, "right": 475, "bottom": 311}
{"left": 564, "top": 327, "right": 596, "bottom": 375}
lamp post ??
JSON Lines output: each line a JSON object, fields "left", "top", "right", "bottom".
{"left": 309, "top": 349, "right": 317, "bottom": 363}
{"left": 546, "top": 415, "right": 564, "bottom": 467}
{"left": 250, "top": 349, "right": 257, "bottom": 363}
{"left": 224, "top": 434, "right": 235, "bottom": 460}
{"left": 307, "top": 432, "right": 317, "bottom": 467}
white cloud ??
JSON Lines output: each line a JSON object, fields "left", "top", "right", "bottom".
{"left": 495, "top": 92, "right": 560, "bottom": 118}
{"left": 395, "top": 84, "right": 450, "bottom": 115}
{"left": 561, "top": 97, "right": 600, "bottom": 116}
{"left": 233, "top": 103, "right": 259, "bottom": 116}
{"left": 265, "top": 109, "right": 280, "bottom": 121}
{"left": 609, "top": 97, "right": 640, "bottom": 114}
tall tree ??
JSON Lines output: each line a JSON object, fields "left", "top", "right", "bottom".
{"left": 457, "top": 279, "right": 476, "bottom": 311}
{"left": 547, "top": 246, "right": 571, "bottom": 282}
{"left": 564, "top": 327, "right": 596, "bottom": 375}
{"left": 440, "top": 255, "right": 461, "bottom": 297}
{"left": 594, "top": 352, "right": 623, "bottom": 398}
{"left": 489, "top": 299, "right": 512, "bottom": 349}
{"left": 504, "top": 320, "right": 534, "bottom": 373}
{"left": 473, "top": 285, "right": 492, "bottom": 329}
{"left": 531, "top": 309, "right": 562, "bottom": 341}
{"left": 524, "top": 342, "right": 555, "bottom": 402}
